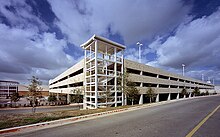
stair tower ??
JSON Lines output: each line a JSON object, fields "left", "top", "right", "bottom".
{"left": 81, "top": 35, "right": 125, "bottom": 109}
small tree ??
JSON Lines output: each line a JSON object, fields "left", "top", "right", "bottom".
{"left": 27, "top": 76, "right": 42, "bottom": 113}
{"left": 146, "top": 86, "right": 155, "bottom": 103}
{"left": 10, "top": 92, "right": 20, "bottom": 107}
{"left": 71, "top": 88, "right": 83, "bottom": 103}
{"left": 181, "top": 88, "right": 188, "bottom": 97}
{"left": 118, "top": 70, "right": 139, "bottom": 105}
{"left": 193, "top": 87, "right": 200, "bottom": 96}
{"left": 125, "top": 81, "right": 139, "bottom": 105}
{"left": 48, "top": 94, "right": 57, "bottom": 102}
{"left": 205, "top": 90, "right": 209, "bottom": 95}
{"left": 102, "top": 89, "right": 112, "bottom": 108}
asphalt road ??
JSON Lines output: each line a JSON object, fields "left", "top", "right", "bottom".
{"left": 0, "top": 105, "right": 82, "bottom": 114}
{"left": 6, "top": 96, "right": 220, "bottom": 137}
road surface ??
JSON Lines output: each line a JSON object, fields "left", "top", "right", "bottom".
{"left": 0, "top": 105, "right": 82, "bottom": 114}
{"left": 6, "top": 95, "right": 220, "bottom": 137}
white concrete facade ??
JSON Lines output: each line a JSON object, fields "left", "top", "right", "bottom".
{"left": 0, "top": 80, "right": 19, "bottom": 97}
{"left": 49, "top": 35, "right": 214, "bottom": 109}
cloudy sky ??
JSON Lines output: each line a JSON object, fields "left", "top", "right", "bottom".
{"left": 0, "top": 0, "right": 220, "bottom": 85}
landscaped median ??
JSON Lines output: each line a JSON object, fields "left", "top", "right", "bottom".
{"left": 0, "top": 105, "right": 133, "bottom": 131}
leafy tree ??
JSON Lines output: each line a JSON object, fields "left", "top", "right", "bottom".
{"left": 146, "top": 85, "right": 156, "bottom": 103}
{"left": 10, "top": 92, "right": 20, "bottom": 107}
{"left": 27, "top": 76, "right": 42, "bottom": 113}
{"left": 181, "top": 88, "right": 188, "bottom": 97}
{"left": 200, "top": 92, "right": 206, "bottom": 96}
{"left": 99, "top": 88, "right": 112, "bottom": 108}
{"left": 193, "top": 87, "right": 200, "bottom": 96}
{"left": 118, "top": 70, "right": 139, "bottom": 105}
{"left": 205, "top": 90, "right": 209, "bottom": 95}
{"left": 48, "top": 94, "right": 57, "bottom": 102}
{"left": 71, "top": 88, "right": 83, "bottom": 103}
{"left": 117, "top": 70, "right": 128, "bottom": 105}
{"left": 125, "top": 81, "right": 139, "bottom": 105}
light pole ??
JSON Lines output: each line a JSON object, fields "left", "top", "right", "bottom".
{"left": 182, "top": 64, "right": 185, "bottom": 76}
{"left": 136, "top": 42, "right": 143, "bottom": 63}
{"left": 202, "top": 74, "right": 204, "bottom": 81}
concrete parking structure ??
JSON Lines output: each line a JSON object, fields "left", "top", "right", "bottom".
{"left": 49, "top": 35, "right": 214, "bottom": 109}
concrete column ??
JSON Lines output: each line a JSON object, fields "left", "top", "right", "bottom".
{"left": 156, "top": 94, "right": 159, "bottom": 102}
{"left": 176, "top": 93, "right": 179, "bottom": 99}
{"left": 122, "top": 92, "right": 124, "bottom": 106}
{"left": 94, "top": 40, "right": 98, "bottom": 109}
{"left": 67, "top": 94, "right": 71, "bottom": 104}
{"left": 189, "top": 92, "right": 192, "bottom": 98}
{"left": 124, "top": 94, "right": 127, "bottom": 105}
{"left": 139, "top": 94, "right": 143, "bottom": 104}
{"left": 8, "top": 84, "right": 9, "bottom": 97}
{"left": 114, "top": 47, "right": 117, "bottom": 107}
{"left": 167, "top": 93, "right": 171, "bottom": 101}
{"left": 140, "top": 82, "right": 143, "bottom": 87}
{"left": 57, "top": 93, "right": 59, "bottom": 100}
{"left": 183, "top": 95, "right": 186, "bottom": 98}
{"left": 83, "top": 97, "right": 86, "bottom": 109}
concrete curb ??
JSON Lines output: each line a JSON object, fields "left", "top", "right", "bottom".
{"left": 0, "top": 94, "right": 219, "bottom": 135}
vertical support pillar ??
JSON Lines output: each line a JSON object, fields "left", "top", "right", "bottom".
{"left": 67, "top": 94, "right": 71, "bottom": 104}
{"left": 83, "top": 49, "right": 87, "bottom": 109}
{"left": 114, "top": 47, "right": 117, "bottom": 107}
{"left": 121, "top": 50, "right": 125, "bottom": 106}
{"left": 57, "top": 93, "right": 59, "bottom": 100}
{"left": 167, "top": 93, "right": 171, "bottom": 101}
{"left": 156, "top": 94, "right": 159, "bottom": 102}
{"left": 139, "top": 94, "right": 143, "bottom": 104}
{"left": 124, "top": 94, "right": 127, "bottom": 105}
{"left": 140, "top": 71, "right": 143, "bottom": 88}
{"left": 189, "top": 92, "right": 192, "bottom": 98}
{"left": 183, "top": 95, "right": 186, "bottom": 98}
{"left": 94, "top": 40, "right": 98, "bottom": 109}
{"left": 8, "top": 84, "right": 9, "bottom": 97}
{"left": 16, "top": 84, "right": 18, "bottom": 93}
{"left": 176, "top": 93, "right": 179, "bottom": 99}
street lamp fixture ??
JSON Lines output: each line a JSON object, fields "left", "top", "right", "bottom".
{"left": 136, "top": 42, "right": 143, "bottom": 63}
{"left": 182, "top": 64, "right": 185, "bottom": 76}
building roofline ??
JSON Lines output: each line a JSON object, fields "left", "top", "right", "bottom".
{"left": 0, "top": 80, "right": 19, "bottom": 84}
{"left": 124, "top": 59, "right": 214, "bottom": 86}
{"left": 80, "top": 34, "right": 126, "bottom": 49}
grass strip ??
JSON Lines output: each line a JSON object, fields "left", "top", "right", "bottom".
{"left": 0, "top": 105, "right": 133, "bottom": 130}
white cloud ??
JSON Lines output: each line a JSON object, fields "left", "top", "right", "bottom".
{"left": 0, "top": 23, "right": 75, "bottom": 83}
{"left": 150, "top": 8, "right": 220, "bottom": 69}
{"left": 146, "top": 8, "right": 220, "bottom": 84}
{"left": 0, "top": 0, "right": 81, "bottom": 84}
{"left": 0, "top": 0, "right": 48, "bottom": 31}
{"left": 125, "top": 47, "right": 152, "bottom": 64}
{"left": 48, "top": 0, "right": 191, "bottom": 45}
